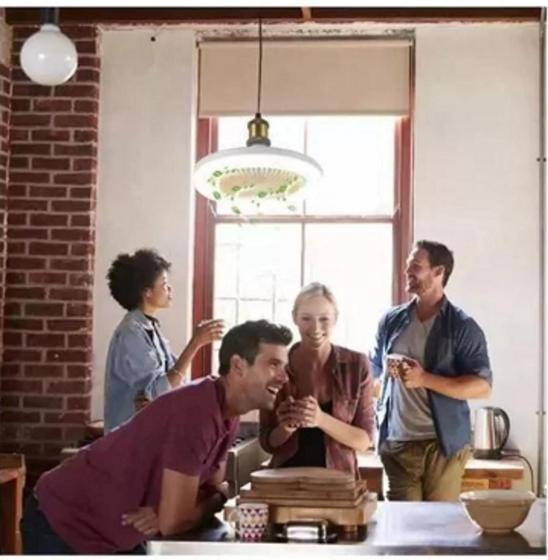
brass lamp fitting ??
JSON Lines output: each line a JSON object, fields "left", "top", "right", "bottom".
{"left": 246, "top": 113, "right": 271, "bottom": 147}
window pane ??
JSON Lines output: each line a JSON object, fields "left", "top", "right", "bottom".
{"left": 304, "top": 223, "right": 393, "bottom": 354}
{"left": 208, "top": 116, "right": 400, "bottom": 372}
{"left": 211, "top": 223, "right": 302, "bottom": 372}
{"left": 305, "top": 116, "right": 396, "bottom": 215}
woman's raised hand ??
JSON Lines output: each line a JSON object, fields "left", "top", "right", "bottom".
{"left": 191, "top": 319, "right": 225, "bottom": 349}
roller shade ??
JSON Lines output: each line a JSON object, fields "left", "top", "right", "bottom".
{"left": 198, "top": 39, "right": 411, "bottom": 116}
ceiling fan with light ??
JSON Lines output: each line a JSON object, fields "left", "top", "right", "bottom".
{"left": 192, "top": 18, "right": 323, "bottom": 214}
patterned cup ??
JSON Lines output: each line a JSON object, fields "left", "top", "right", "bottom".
{"left": 231, "top": 502, "right": 269, "bottom": 542}
{"left": 386, "top": 353, "right": 411, "bottom": 379}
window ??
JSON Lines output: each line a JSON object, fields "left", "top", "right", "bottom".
{"left": 192, "top": 115, "right": 412, "bottom": 377}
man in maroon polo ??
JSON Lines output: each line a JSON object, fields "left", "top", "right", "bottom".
{"left": 21, "top": 320, "right": 292, "bottom": 554}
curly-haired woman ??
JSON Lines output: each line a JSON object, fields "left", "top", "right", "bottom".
{"left": 104, "top": 248, "right": 224, "bottom": 432}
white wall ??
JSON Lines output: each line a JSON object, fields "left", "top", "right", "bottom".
{"left": 92, "top": 28, "right": 197, "bottom": 418}
{"left": 414, "top": 23, "right": 542, "bottom": 490}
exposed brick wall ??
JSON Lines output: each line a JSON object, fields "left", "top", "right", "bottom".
{"left": 0, "top": 62, "right": 9, "bottom": 378}
{"left": 0, "top": 25, "right": 99, "bottom": 482}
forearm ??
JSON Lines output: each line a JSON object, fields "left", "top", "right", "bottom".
{"left": 160, "top": 492, "right": 225, "bottom": 536}
{"left": 318, "top": 412, "right": 370, "bottom": 453}
{"left": 267, "top": 424, "right": 296, "bottom": 450}
{"left": 422, "top": 373, "right": 491, "bottom": 400}
{"left": 166, "top": 340, "right": 200, "bottom": 388}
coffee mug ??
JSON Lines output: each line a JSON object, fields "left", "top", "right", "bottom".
{"left": 229, "top": 502, "right": 269, "bottom": 542}
{"left": 386, "top": 353, "right": 411, "bottom": 379}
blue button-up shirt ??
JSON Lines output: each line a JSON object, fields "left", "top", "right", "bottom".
{"left": 104, "top": 309, "right": 176, "bottom": 432}
{"left": 369, "top": 296, "right": 492, "bottom": 457}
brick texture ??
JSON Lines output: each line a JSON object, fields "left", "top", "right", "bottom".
{"left": 0, "top": 62, "right": 9, "bottom": 396}
{"left": 0, "top": 25, "right": 99, "bottom": 483}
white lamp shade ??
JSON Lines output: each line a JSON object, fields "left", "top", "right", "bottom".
{"left": 20, "top": 24, "right": 78, "bottom": 86}
{"left": 193, "top": 144, "right": 323, "bottom": 214}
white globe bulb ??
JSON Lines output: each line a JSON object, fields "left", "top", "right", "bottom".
{"left": 20, "top": 24, "right": 78, "bottom": 86}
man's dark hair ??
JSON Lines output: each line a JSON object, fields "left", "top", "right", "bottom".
{"left": 107, "top": 249, "right": 171, "bottom": 311}
{"left": 218, "top": 320, "right": 293, "bottom": 376}
{"left": 415, "top": 240, "right": 454, "bottom": 287}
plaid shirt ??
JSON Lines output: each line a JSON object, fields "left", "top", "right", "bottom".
{"left": 259, "top": 344, "right": 375, "bottom": 478}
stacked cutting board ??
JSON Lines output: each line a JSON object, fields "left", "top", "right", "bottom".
{"left": 228, "top": 467, "right": 377, "bottom": 532}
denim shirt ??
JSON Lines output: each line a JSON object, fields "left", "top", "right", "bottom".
{"left": 369, "top": 297, "right": 492, "bottom": 457}
{"left": 104, "top": 309, "right": 176, "bottom": 432}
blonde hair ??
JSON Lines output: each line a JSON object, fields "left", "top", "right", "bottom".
{"left": 292, "top": 282, "right": 339, "bottom": 318}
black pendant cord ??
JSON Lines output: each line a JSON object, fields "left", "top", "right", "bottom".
{"left": 256, "top": 17, "right": 263, "bottom": 116}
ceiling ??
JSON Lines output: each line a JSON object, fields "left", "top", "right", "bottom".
{"left": 4, "top": 7, "right": 542, "bottom": 26}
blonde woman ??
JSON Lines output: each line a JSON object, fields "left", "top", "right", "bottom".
{"left": 259, "top": 282, "right": 375, "bottom": 478}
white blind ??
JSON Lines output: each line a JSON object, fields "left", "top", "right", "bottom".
{"left": 198, "top": 39, "right": 411, "bottom": 116}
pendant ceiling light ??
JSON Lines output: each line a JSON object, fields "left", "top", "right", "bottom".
{"left": 193, "top": 19, "right": 323, "bottom": 214}
{"left": 20, "top": 8, "right": 78, "bottom": 86}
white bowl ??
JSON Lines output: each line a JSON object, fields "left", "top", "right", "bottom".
{"left": 459, "top": 490, "right": 536, "bottom": 534}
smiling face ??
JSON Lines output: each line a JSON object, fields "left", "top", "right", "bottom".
{"left": 237, "top": 343, "right": 289, "bottom": 410}
{"left": 405, "top": 248, "right": 444, "bottom": 296}
{"left": 293, "top": 295, "right": 337, "bottom": 351}
{"left": 142, "top": 270, "right": 172, "bottom": 311}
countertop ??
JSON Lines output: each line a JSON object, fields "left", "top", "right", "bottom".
{"left": 148, "top": 498, "right": 546, "bottom": 555}
{"left": 357, "top": 451, "right": 525, "bottom": 479}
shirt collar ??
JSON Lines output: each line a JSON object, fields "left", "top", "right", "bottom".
{"left": 286, "top": 342, "right": 348, "bottom": 381}
{"left": 404, "top": 294, "right": 449, "bottom": 317}
{"left": 128, "top": 308, "right": 160, "bottom": 329}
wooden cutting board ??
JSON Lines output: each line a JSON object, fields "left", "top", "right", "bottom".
{"left": 225, "top": 492, "right": 378, "bottom": 528}
{"left": 239, "top": 480, "right": 367, "bottom": 502}
{"left": 251, "top": 467, "right": 356, "bottom": 490}
{"left": 268, "top": 492, "right": 377, "bottom": 526}
{"left": 238, "top": 489, "right": 368, "bottom": 508}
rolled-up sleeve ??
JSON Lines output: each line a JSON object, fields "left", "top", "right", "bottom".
{"left": 352, "top": 355, "right": 375, "bottom": 442}
{"left": 369, "top": 314, "right": 387, "bottom": 379}
{"left": 456, "top": 318, "right": 492, "bottom": 385}
{"left": 117, "top": 329, "right": 171, "bottom": 398}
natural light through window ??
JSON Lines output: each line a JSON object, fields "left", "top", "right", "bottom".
{"left": 211, "top": 116, "right": 399, "bottom": 370}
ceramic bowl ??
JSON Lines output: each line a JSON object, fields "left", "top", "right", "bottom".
{"left": 459, "top": 489, "right": 536, "bottom": 534}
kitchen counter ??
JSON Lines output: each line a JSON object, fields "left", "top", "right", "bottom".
{"left": 148, "top": 498, "right": 546, "bottom": 555}
{"left": 357, "top": 451, "right": 526, "bottom": 496}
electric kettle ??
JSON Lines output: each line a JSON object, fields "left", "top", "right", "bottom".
{"left": 473, "top": 406, "right": 510, "bottom": 460}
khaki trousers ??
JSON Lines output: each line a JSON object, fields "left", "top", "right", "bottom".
{"left": 380, "top": 439, "right": 471, "bottom": 501}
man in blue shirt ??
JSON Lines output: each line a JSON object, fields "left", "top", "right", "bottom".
{"left": 370, "top": 240, "right": 492, "bottom": 501}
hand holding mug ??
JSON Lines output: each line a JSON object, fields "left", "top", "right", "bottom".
{"left": 386, "top": 354, "right": 412, "bottom": 380}
{"left": 276, "top": 396, "right": 300, "bottom": 432}
{"left": 191, "top": 318, "right": 225, "bottom": 349}
{"left": 399, "top": 357, "right": 427, "bottom": 389}
{"left": 289, "top": 395, "right": 323, "bottom": 429}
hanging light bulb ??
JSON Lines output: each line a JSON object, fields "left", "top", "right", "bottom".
{"left": 20, "top": 8, "right": 78, "bottom": 86}
{"left": 193, "top": 19, "right": 323, "bottom": 214}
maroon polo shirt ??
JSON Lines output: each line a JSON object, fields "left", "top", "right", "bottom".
{"left": 35, "top": 376, "right": 238, "bottom": 553}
